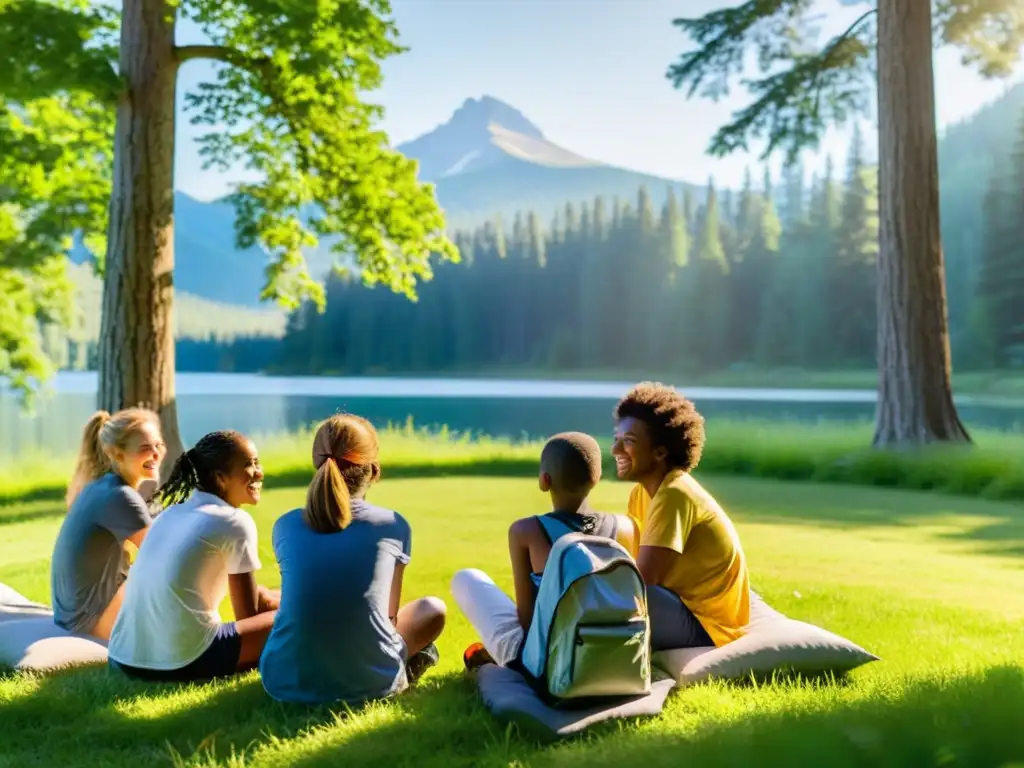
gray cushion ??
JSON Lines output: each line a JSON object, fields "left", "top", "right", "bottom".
{"left": 0, "top": 617, "right": 108, "bottom": 672}
{"left": 476, "top": 664, "right": 675, "bottom": 740}
{"left": 0, "top": 582, "right": 46, "bottom": 612}
{"left": 653, "top": 598, "right": 878, "bottom": 686}
{"left": 0, "top": 584, "right": 108, "bottom": 672}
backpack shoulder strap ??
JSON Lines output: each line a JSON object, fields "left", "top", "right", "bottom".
{"left": 591, "top": 511, "right": 618, "bottom": 540}
{"left": 535, "top": 512, "right": 579, "bottom": 545}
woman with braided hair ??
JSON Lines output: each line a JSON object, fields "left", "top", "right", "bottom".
{"left": 259, "top": 414, "right": 447, "bottom": 705}
{"left": 107, "top": 430, "right": 279, "bottom": 682}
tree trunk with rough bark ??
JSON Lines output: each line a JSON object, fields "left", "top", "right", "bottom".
{"left": 97, "top": 0, "right": 183, "bottom": 477}
{"left": 873, "top": 0, "right": 971, "bottom": 447}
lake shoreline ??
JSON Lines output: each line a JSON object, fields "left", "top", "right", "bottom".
{"left": 3, "top": 373, "right": 1022, "bottom": 461}
{"left": 263, "top": 366, "right": 1024, "bottom": 398}
{"left": 6, "top": 370, "right": 1023, "bottom": 406}
{"left": 10, "top": 367, "right": 1023, "bottom": 402}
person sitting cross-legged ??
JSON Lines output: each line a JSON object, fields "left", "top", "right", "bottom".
{"left": 51, "top": 408, "right": 165, "bottom": 641}
{"left": 451, "top": 431, "right": 637, "bottom": 669}
{"left": 259, "top": 414, "right": 447, "bottom": 706}
{"left": 107, "top": 430, "right": 279, "bottom": 683}
{"left": 612, "top": 382, "right": 752, "bottom": 650}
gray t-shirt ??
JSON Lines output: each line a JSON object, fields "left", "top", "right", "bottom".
{"left": 51, "top": 473, "right": 152, "bottom": 633}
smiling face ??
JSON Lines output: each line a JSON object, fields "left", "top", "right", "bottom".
{"left": 214, "top": 438, "right": 264, "bottom": 508}
{"left": 112, "top": 421, "right": 166, "bottom": 489}
{"left": 611, "top": 416, "right": 667, "bottom": 483}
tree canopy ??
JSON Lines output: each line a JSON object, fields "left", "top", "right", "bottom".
{"left": 667, "top": 0, "right": 1024, "bottom": 162}
{"left": 0, "top": 0, "right": 458, "bottom": 398}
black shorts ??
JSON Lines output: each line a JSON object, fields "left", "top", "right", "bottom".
{"left": 110, "top": 622, "right": 242, "bottom": 682}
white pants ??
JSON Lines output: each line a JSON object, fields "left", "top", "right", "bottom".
{"left": 450, "top": 568, "right": 524, "bottom": 667}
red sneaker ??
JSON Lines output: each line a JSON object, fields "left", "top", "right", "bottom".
{"left": 463, "top": 642, "right": 495, "bottom": 670}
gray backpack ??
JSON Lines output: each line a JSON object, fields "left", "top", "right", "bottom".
{"left": 519, "top": 531, "right": 651, "bottom": 705}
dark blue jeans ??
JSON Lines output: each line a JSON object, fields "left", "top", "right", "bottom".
{"left": 647, "top": 586, "right": 714, "bottom": 650}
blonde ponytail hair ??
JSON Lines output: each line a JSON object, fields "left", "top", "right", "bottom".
{"left": 305, "top": 414, "right": 380, "bottom": 534}
{"left": 66, "top": 408, "right": 161, "bottom": 507}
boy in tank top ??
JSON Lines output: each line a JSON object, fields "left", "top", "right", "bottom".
{"left": 450, "top": 432, "right": 636, "bottom": 668}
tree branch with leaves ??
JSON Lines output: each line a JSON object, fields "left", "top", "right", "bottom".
{"left": 0, "top": 0, "right": 457, "bottom": 461}
{"left": 665, "top": 0, "right": 1024, "bottom": 447}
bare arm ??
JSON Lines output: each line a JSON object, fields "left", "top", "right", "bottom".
{"left": 508, "top": 520, "right": 539, "bottom": 632}
{"left": 388, "top": 562, "right": 406, "bottom": 627}
{"left": 228, "top": 571, "right": 261, "bottom": 621}
{"left": 637, "top": 545, "right": 678, "bottom": 588}
{"left": 614, "top": 513, "right": 639, "bottom": 558}
{"left": 125, "top": 527, "right": 148, "bottom": 549}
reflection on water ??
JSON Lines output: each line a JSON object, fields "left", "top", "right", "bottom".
{"left": 1, "top": 372, "right": 1022, "bottom": 459}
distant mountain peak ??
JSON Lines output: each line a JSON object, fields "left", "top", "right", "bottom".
{"left": 397, "top": 95, "right": 595, "bottom": 182}
{"left": 448, "top": 95, "right": 544, "bottom": 140}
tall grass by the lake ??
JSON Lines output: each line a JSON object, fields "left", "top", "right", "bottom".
{"left": 2, "top": 417, "right": 1022, "bottom": 505}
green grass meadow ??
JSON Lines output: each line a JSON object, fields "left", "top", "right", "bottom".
{"left": 1, "top": 428, "right": 1023, "bottom": 766}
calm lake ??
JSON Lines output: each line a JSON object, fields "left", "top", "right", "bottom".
{"left": 2, "top": 371, "right": 1023, "bottom": 460}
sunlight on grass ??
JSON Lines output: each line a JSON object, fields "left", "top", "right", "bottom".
{"left": 2, "top": 474, "right": 1023, "bottom": 766}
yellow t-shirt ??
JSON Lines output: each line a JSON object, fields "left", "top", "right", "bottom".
{"left": 627, "top": 470, "right": 750, "bottom": 646}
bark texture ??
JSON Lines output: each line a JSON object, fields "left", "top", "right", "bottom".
{"left": 97, "top": 0, "right": 183, "bottom": 473}
{"left": 873, "top": 0, "right": 971, "bottom": 446}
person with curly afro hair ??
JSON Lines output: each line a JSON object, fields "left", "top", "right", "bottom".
{"left": 612, "top": 382, "right": 751, "bottom": 650}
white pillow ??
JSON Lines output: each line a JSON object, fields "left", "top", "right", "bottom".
{"left": 653, "top": 600, "right": 878, "bottom": 687}
{"left": 0, "top": 582, "right": 46, "bottom": 612}
{"left": 0, "top": 617, "right": 108, "bottom": 672}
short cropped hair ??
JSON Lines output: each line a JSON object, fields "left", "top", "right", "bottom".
{"left": 540, "top": 432, "right": 602, "bottom": 494}
{"left": 613, "top": 382, "right": 705, "bottom": 471}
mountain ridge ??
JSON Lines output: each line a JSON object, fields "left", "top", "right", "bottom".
{"left": 72, "top": 95, "right": 705, "bottom": 307}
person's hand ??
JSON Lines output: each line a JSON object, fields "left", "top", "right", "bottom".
{"left": 257, "top": 586, "right": 281, "bottom": 613}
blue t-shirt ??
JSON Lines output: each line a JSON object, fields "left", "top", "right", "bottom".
{"left": 259, "top": 501, "right": 412, "bottom": 705}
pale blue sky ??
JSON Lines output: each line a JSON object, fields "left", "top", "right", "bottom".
{"left": 174, "top": 0, "right": 1023, "bottom": 200}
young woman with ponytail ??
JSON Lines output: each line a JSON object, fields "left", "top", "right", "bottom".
{"left": 107, "top": 430, "right": 279, "bottom": 682}
{"left": 259, "top": 414, "right": 447, "bottom": 705}
{"left": 51, "top": 408, "right": 164, "bottom": 640}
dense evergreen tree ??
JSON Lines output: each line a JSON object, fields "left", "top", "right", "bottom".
{"left": 272, "top": 133, "right": 1024, "bottom": 377}
{"left": 975, "top": 112, "right": 1024, "bottom": 368}
{"left": 665, "top": 1, "right": 1010, "bottom": 445}
{"left": 831, "top": 124, "right": 878, "bottom": 366}
{"left": 44, "top": 124, "right": 1020, "bottom": 382}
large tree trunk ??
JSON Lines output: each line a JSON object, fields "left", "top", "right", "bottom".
{"left": 97, "top": 0, "right": 183, "bottom": 480}
{"left": 873, "top": 0, "right": 971, "bottom": 447}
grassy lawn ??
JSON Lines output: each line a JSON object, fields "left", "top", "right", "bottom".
{"left": 2, "top": 471, "right": 1023, "bottom": 767}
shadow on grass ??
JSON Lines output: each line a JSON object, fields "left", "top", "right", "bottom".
{"left": 3, "top": 663, "right": 1023, "bottom": 767}
{"left": 0, "top": 665, "right": 510, "bottom": 768}
{"left": 535, "top": 665, "right": 1024, "bottom": 768}
{"left": 0, "top": 501, "right": 67, "bottom": 526}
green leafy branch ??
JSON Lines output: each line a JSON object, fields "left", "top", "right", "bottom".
{"left": 182, "top": 0, "right": 459, "bottom": 310}
{"left": 667, "top": 1, "right": 875, "bottom": 163}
